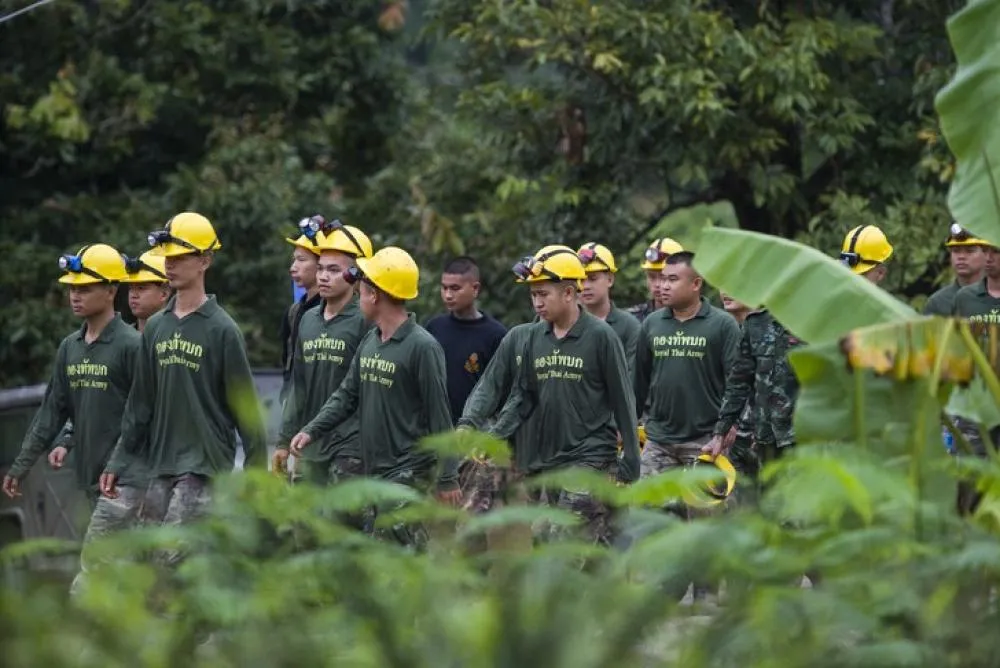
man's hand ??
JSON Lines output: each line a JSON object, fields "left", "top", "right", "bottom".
{"left": 723, "top": 425, "right": 738, "bottom": 451}
{"left": 289, "top": 432, "right": 311, "bottom": 456}
{"left": 48, "top": 446, "right": 67, "bottom": 469}
{"left": 436, "top": 488, "right": 462, "bottom": 507}
{"left": 99, "top": 472, "right": 119, "bottom": 499}
{"left": 272, "top": 448, "right": 290, "bottom": 474}
{"left": 2, "top": 475, "right": 20, "bottom": 499}
{"left": 701, "top": 435, "right": 726, "bottom": 457}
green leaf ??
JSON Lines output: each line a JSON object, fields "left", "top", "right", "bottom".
{"left": 935, "top": 0, "right": 1000, "bottom": 247}
{"left": 694, "top": 228, "right": 917, "bottom": 344}
{"left": 456, "top": 506, "right": 579, "bottom": 540}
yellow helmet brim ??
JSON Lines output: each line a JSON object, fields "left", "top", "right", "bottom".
{"left": 58, "top": 273, "right": 103, "bottom": 286}
{"left": 123, "top": 270, "right": 168, "bottom": 284}
{"left": 285, "top": 237, "right": 322, "bottom": 255}
{"left": 582, "top": 262, "right": 617, "bottom": 274}
{"left": 946, "top": 238, "right": 992, "bottom": 247}
{"left": 148, "top": 242, "right": 195, "bottom": 258}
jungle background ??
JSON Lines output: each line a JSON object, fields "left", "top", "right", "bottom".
{"left": 0, "top": 0, "right": 966, "bottom": 387}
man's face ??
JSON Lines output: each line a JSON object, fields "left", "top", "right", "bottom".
{"left": 863, "top": 264, "right": 887, "bottom": 285}
{"left": 440, "top": 272, "right": 479, "bottom": 313}
{"left": 951, "top": 245, "right": 987, "bottom": 281}
{"left": 645, "top": 270, "right": 665, "bottom": 306}
{"left": 720, "top": 292, "right": 748, "bottom": 315}
{"left": 289, "top": 248, "right": 319, "bottom": 289}
{"left": 985, "top": 248, "right": 1000, "bottom": 280}
{"left": 359, "top": 281, "right": 378, "bottom": 320}
{"left": 129, "top": 283, "right": 170, "bottom": 320}
{"left": 659, "top": 262, "right": 701, "bottom": 309}
{"left": 580, "top": 271, "right": 613, "bottom": 307}
{"left": 69, "top": 284, "right": 115, "bottom": 318}
{"left": 530, "top": 281, "right": 575, "bottom": 323}
{"left": 164, "top": 253, "right": 209, "bottom": 290}
{"left": 316, "top": 250, "right": 355, "bottom": 301}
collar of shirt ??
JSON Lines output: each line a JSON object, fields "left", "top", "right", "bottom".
{"left": 377, "top": 312, "right": 417, "bottom": 342}
{"left": 74, "top": 313, "right": 126, "bottom": 343}
{"left": 974, "top": 278, "right": 989, "bottom": 296}
{"left": 322, "top": 297, "right": 359, "bottom": 322}
{"left": 544, "top": 306, "right": 589, "bottom": 340}
{"left": 163, "top": 294, "right": 221, "bottom": 318}
{"left": 661, "top": 296, "right": 712, "bottom": 320}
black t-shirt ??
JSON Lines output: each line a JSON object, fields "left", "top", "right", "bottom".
{"left": 425, "top": 312, "right": 508, "bottom": 423}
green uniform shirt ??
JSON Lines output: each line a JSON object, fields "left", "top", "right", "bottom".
{"left": 634, "top": 297, "right": 741, "bottom": 445}
{"left": 953, "top": 279, "right": 1000, "bottom": 322}
{"left": 278, "top": 299, "right": 369, "bottom": 461}
{"left": 9, "top": 316, "right": 139, "bottom": 493}
{"left": 712, "top": 310, "right": 803, "bottom": 448}
{"left": 458, "top": 322, "right": 539, "bottom": 470}
{"left": 302, "top": 314, "right": 458, "bottom": 488}
{"left": 924, "top": 281, "right": 962, "bottom": 317}
{"left": 604, "top": 303, "right": 641, "bottom": 378}
{"left": 491, "top": 309, "right": 641, "bottom": 482}
{"left": 108, "top": 295, "right": 266, "bottom": 478}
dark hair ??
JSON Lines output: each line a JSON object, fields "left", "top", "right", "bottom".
{"left": 665, "top": 251, "right": 695, "bottom": 267}
{"left": 442, "top": 256, "right": 480, "bottom": 281}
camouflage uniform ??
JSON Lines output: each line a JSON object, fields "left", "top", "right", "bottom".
{"left": 627, "top": 300, "right": 657, "bottom": 324}
{"left": 140, "top": 474, "right": 211, "bottom": 567}
{"left": 296, "top": 455, "right": 365, "bottom": 486}
{"left": 544, "top": 461, "right": 618, "bottom": 546}
{"left": 461, "top": 458, "right": 509, "bottom": 515}
{"left": 70, "top": 485, "right": 146, "bottom": 596}
{"left": 713, "top": 310, "right": 804, "bottom": 466}
{"left": 365, "top": 469, "right": 431, "bottom": 551}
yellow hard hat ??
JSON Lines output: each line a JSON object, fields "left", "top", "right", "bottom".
{"left": 122, "top": 251, "right": 168, "bottom": 283}
{"left": 511, "top": 245, "right": 587, "bottom": 283}
{"left": 945, "top": 222, "right": 991, "bottom": 248}
{"left": 352, "top": 246, "right": 420, "bottom": 300}
{"left": 640, "top": 237, "right": 684, "bottom": 270}
{"left": 681, "top": 454, "right": 736, "bottom": 509}
{"left": 57, "top": 244, "right": 129, "bottom": 285}
{"left": 577, "top": 242, "right": 618, "bottom": 273}
{"left": 840, "top": 225, "right": 893, "bottom": 274}
{"left": 316, "top": 219, "right": 374, "bottom": 258}
{"left": 148, "top": 212, "right": 222, "bottom": 257}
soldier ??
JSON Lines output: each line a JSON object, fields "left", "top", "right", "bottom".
{"left": 839, "top": 225, "right": 894, "bottom": 285}
{"left": 102, "top": 212, "right": 267, "bottom": 562}
{"left": 627, "top": 237, "right": 684, "bottom": 322}
{"left": 3, "top": 245, "right": 137, "bottom": 508}
{"left": 924, "top": 223, "right": 988, "bottom": 316}
{"left": 717, "top": 292, "right": 758, "bottom": 479}
{"left": 487, "top": 245, "right": 641, "bottom": 546}
{"left": 951, "top": 241, "right": 1000, "bottom": 513}
{"left": 703, "top": 309, "right": 804, "bottom": 479}
{"left": 633, "top": 251, "right": 740, "bottom": 495}
{"left": 124, "top": 250, "right": 172, "bottom": 332}
{"left": 273, "top": 220, "right": 373, "bottom": 486}
{"left": 577, "top": 242, "right": 641, "bottom": 375}
{"left": 280, "top": 215, "right": 328, "bottom": 401}
{"left": 289, "top": 247, "right": 461, "bottom": 549}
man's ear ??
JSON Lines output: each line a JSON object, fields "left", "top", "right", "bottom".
{"left": 201, "top": 253, "right": 214, "bottom": 270}
{"left": 471, "top": 281, "right": 481, "bottom": 297}
{"left": 692, "top": 275, "right": 704, "bottom": 291}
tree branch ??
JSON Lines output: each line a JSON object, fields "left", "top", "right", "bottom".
{"left": 624, "top": 188, "right": 720, "bottom": 251}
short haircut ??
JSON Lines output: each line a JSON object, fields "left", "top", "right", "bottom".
{"left": 665, "top": 251, "right": 702, "bottom": 281}
{"left": 442, "top": 256, "right": 480, "bottom": 281}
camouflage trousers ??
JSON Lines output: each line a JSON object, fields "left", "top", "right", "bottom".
{"left": 460, "top": 458, "right": 519, "bottom": 515}
{"left": 140, "top": 473, "right": 211, "bottom": 567}
{"left": 641, "top": 435, "right": 724, "bottom": 519}
{"left": 365, "top": 469, "right": 430, "bottom": 552}
{"left": 70, "top": 484, "right": 145, "bottom": 597}
{"left": 950, "top": 415, "right": 1000, "bottom": 515}
{"left": 293, "top": 454, "right": 365, "bottom": 487}
{"left": 540, "top": 461, "right": 617, "bottom": 547}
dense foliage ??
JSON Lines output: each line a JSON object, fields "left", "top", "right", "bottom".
{"left": 0, "top": 0, "right": 970, "bottom": 386}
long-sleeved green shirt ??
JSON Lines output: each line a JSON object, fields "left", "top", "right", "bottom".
{"left": 603, "top": 303, "right": 641, "bottom": 378}
{"left": 458, "top": 322, "right": 538, "bottom": 470}
{"left": 924, "top": 281, "right": 962, "bottom": 316}
{"left": 278, "top": 299, "right": 370, "bottom": 461}
{"left": 490, "top": 309, "right": 640, "bottom": 482}
{"left": 301, "top": 314, "right": 458, "bottom": 489}
{"left": 9, "top": 316, "right": 139, "bottom": 493}
{"left": 634, "top": 297, "right": 741, "bottom": 445}
{"left": 107, "top": 295, "right": 266, "bottom": 478}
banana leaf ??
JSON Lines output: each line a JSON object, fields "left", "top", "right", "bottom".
{"left": 936, "top": 0, "right": 1000, "bottom": 247}
{"left": 694, "top": 227, "right": 916, "bottom": 344}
